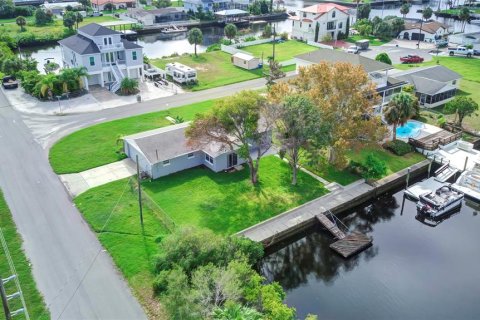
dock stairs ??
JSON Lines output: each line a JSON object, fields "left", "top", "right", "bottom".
{"left": 109, "top": 63, "right": 125, "bottom": 93}
{"left": 434, "top": 163, "right": 458, "bottom": 183}
{"left": 316, "top": 210, "right": 372, "bottom": 258}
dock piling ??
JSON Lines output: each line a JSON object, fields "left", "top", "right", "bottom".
{"left": 405, "top": 168, "right": 411, "bottom": 189}
{"left": 464, "top": 156, "right": 469, "bottom": 171}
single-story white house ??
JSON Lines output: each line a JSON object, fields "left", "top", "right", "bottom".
{"left": 42, "top": 2, "right": 82, "bottom": 14}
{"left": 398, "top": 21, "right": 450, "bottom": 42}
{"left": 390, "top": 65, "right": 461, "bottom": 108}
{"left": 124, "top": 122, "right": 272, "bottom": 179}
{"left": 231, "top": 52, "right": 260, "bottom": 70}
{"left": 91, "top": 0, "right": 136, "bottom": 11}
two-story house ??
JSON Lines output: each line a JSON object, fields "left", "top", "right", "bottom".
{"left": 59, "top": 23, "right": 143, "bottom": 92}
{"left": 290, "top": 3, "right": 350, "bottom": 42}
{"left": 184, "top": 0, "right": 230, "bottom": 13}
{"left": 294, "top": 49, "right": 407, "bottom": 115}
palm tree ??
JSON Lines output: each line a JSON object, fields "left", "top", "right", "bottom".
{"left": 39, "top": 73, "right": 58, "bottom": 98}
{"left": 71, "top": 67, "right": 88, "bottom": 89}
{"left": 16, "top": 16, "right": 27, "bottom": 32}
{"left": 400, "top": 4, "right": 409, "bottom": 19}
{"left": 459, "top": 8, "right": 470, "bottom": 33}
{"left": 383, "top": 92, "right": 417, "bottom": 141}
{"left": 187, "top": 28, "right": 203, "bottom": 57}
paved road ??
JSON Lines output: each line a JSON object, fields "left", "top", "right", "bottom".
{"left": 23, "top": 76, "right": 270, "bottom": 149}
{"left": 0, "top": 90, "right": 146, "bottom": 319}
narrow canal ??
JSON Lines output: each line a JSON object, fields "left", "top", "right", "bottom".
{"left": 260, "top": 179, "right": 480, "bottom": 319}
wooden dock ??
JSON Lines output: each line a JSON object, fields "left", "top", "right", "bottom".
{"left": 316, "top": 212, "right": 372, "bottom": 258}
{"left": 330, "top": 232, "right": 372, "bottom": 258}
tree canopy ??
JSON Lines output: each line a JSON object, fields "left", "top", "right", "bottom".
{"left": 383, "top": 92, "right": 417, "bottom": 141}
{"left": 422, "top": 7, "right": 433, "bottom": 20}
{"left": 375, "top": 52, "right": 392, "bottom": 65}
{"left": 444, "top": 96, "right": 479, "bottom": 127}
{"left": 357, "top": 3, "right": 371, "bottom": 20}
{"left": 187, "top": 28, "right": 203, "bottom": 56}
{"left": 400, "top": 3, "right": 410, "bottom": 18}
{"left": 224, "top": 23, "right": 237, "bottom": 41}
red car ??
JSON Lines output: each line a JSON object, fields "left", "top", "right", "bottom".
{"left": 400, "top": 55, "right": 424, "bottom": 63}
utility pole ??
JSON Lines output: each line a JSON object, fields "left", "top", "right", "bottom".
{"left": 417, "top": 19, "right": 423, "bottom": 49}
{"left": 136, "top": 155, "right": 143, "bottom": 226}
{"left": 272, "top": 24, "right": 276, "bottom": 62}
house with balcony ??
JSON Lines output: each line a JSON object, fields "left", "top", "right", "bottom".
{"left": 290, "top": 3, "right": 350, "bottom": 42}
{"left": 59, "top": 23, "right": 143, "bottom": 92}
{"left": 294, "top": 49, "right": 407, "bottom": 115}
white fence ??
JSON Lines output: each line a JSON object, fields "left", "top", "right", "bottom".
{"left": 307, "top": 40, "right": 333, "bottom": 50}
{"left": 220, "top": 44, "right": 251, "bottom": 55}
{"left": 221, "top": 37, "right": 274, "bottom": 55}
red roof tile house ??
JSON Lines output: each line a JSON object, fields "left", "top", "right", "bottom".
{"left": 289, "top": 3, "right": 351, "bottom": 42}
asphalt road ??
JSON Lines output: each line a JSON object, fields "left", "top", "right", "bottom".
{"left": 0, "top": 75, "right": 270, "bottom": 319}
{"left": 0, "top": 90, "right": 146, "bottom": 319}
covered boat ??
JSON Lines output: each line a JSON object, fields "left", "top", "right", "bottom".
{"left": 452, "top": 161, "right": 480, "bottom": 201}
{"left": 416, "top": 186, "right": 463, "bottom": 218}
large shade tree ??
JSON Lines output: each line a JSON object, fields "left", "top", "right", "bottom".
{"left": 383, "top": 91, "right": 417, "bottom": 141}
{"left": 444, "top": 96, "right": 479, "bottom": 127}
{"left": 276, "top": 94, "right": 328, "bottom": 185}
{"left": 269, "top": 62, "right": 387, "bottom": 168}
{"left": 186, "top": 90, "right": 276, "bottom": 185}
{"left": 224, "top": 23, "right": 237, "bottom": 42}
{"left": 188, "top": 28, "right": 203, "bottom": 57}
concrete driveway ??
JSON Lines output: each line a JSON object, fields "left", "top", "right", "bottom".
{"left": 60, "top": 159, "right": 136, "bottom": 196}
{"left": 360, "top": 42, "right": 434, "bottom": 64}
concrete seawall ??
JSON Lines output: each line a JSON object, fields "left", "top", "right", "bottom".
{"left": 237, "top": 159, "right": 430, "bottom": 247}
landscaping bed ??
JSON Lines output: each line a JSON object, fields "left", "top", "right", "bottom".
{"left": 0, "top": 191, "right": 49, "bottom": 320}
{"left": 50, "top": 100, "right": 216, "bottom": 174}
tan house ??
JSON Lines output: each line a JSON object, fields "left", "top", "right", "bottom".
{"left": 398, "top": 21, "right": 450, "bottom": 42}
{"left": 231, "top": 52, "right": 261, "bottom": 70}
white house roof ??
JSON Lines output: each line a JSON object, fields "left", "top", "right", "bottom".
{"left": 166, "top": 62, "right": 196, "bottom": 73}
{"left": 233, "top": 52, "right": 256, "bottom": 61}
{"left": 42, "top": 2, "right": 82, "bottom": 9}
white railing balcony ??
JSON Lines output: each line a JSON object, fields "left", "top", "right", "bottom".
{"left": 97, "top": 43, "right": 124, "bottom": 51}
{"left": 102, "top": 60, "right": 127, "bottom": 68}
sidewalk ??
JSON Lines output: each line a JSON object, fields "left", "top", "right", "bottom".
{"left": 60, "top": 159, "right": 136, "bottom": 196}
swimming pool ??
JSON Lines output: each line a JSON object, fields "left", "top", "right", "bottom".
{"left": 396, "top": 120, "right": 424, "bottom": 139}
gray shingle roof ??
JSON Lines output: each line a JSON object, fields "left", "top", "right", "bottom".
{"left": 392, "top": 65, "right": 461, "bottom": 83}
{"left": 295, "top": 49, "right": 392, "bottom": 73}
{"left": 409, "top": 76, "right": 455, "bottom": 95}
{"left": 58, "top": 34, "right": 100, "bottom": 54}
{"left": 121, "top": 39, "right": 143, "bottom": 50}
{"left": 78, "top": 23, "right": 122, "bottom": 36}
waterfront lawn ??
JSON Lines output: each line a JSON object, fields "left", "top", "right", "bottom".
{"left": 74, "top": 178, "right": 169, "bottom": 318}
{"left": 49, "top": 99, "right": 216, "bottom": 174}
{"left": 304, "top": 145, "right": 425, "bottom": 186}
{"left": 346, "top": 35, "right": 390, "bottom": 46}
{"left": 241, "top": 40, "right": 318, "bottom": 62}
{"left": 152, "top": 51, "right": 264, "bottom": 91}
{"left": 0, "top": 192, "right": 49, "bottom": 320}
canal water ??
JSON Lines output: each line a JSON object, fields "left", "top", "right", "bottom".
{"left": 20, "top": 0, "right": 480, "bottom": 70}
{"left": 259, "top": 180, "right": 480, "bottom": 319}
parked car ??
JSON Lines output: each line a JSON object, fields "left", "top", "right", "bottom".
{"left": 434, "top": 39, "right": 448, "bottom": 48}
{"left": 345, "top": 45, "right": 359, "bottom": 54}
{"left": 400, "top": 55, "right": 425, "bottom": 63}
{"left": 2, "top": 76, "right": 18, "bottom": 89}
{"left": 89, "top": 11, "right": 103, "bottom": 17}
{"left": 448, "top": 46, "right": 473, "bottom": 57}
{"left": 473, "top": 48, "right": 480, "bottom": 56}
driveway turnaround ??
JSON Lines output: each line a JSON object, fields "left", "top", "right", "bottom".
{"left": 61, "top": 159, "right": 137, "bottom": 196}
{"left": 0, "top": 91, "right": 146, "bottom": 319}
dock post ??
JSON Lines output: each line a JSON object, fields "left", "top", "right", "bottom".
{"left": 464, "top": 156, "right": 469, "bottom": 171}
{"left": 427, "top": 160, "right": 432, "bottom": 178}
{"left": 405, "top": 167, "right": 411, "bottom": 189}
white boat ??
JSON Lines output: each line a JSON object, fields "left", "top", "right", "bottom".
{"left": 161, "top": 25, "right": 187, "bottom": 34}
{"left": 452, "top": 161, "right": 480, "bottom": 201}
{"left": 470, "top": 19, "right": 480, "bottom": 25}
{"left": 416, "top": 185, "right": 463, "bottom": 218}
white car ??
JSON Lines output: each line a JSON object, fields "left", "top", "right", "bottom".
{"left": 345, "top": 45, "right": 359, "bottom": 54}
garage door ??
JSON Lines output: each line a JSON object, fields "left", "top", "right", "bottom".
{"left": 411, "top": 33, "right": 425, "bottom": 41}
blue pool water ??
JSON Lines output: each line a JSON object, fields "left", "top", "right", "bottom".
{"left": 396, "top": 121, "right": 423, "bottom": 139}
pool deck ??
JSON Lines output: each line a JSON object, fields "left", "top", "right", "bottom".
{"left": 397, "top": 120, "right": 443, "bottom": 141}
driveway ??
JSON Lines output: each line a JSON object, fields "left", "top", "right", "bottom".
{"left": 360, "top": 42, "right": 434, "bottom": 64}
{"left": 60, "top": 159, "right": 137, "bottom": 196}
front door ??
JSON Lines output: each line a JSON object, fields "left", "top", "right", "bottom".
{"left": 228, "top": 153, "right": 238, "bottom": 168}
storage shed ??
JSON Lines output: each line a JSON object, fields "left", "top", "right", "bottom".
{"left": 231, "top": 52, "right": 261, "bottom": 70}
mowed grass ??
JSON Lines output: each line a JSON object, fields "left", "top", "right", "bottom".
{"left": 74, "top": 178, "right": 169, "bottom": 318}
{"left": 241, "top": 40, "right": 318, "bottom": 62}
{"left": 50, "top": 100, "right": 216, "bottom": 174}
{"left": 304, "top": 146, "right": 425, "bottom": 186}
{"left": 152, "top": 51, "right": 264, "bottom": 91}
{"left": 346, "top": 35, "right": 390, "bottom": 46}
{"left": 142, "top": 156, "right": 328, "bottom": 234}
{"left": 0, "top": 191, "right": 49, "bottom": 320}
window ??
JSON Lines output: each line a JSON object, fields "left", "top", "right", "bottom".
{"left": 163, "top": 160, "right": 170, "bottom": 166}
{"left": 338, "top": 22, "right": 343, "bottom": 29}
{"left": 327, "top": 21, "right": 335, "bottom": 30}
{"left": 303, "top": 12, "right": 306, "bottom": 17}
{"left": 300, "top": 22, "right": 302, "bottom": 28}
{"left": 104, "top": 38, "right": 107, "bottom": 45}
{"left": 132, "top": 51, "right": 137, "bottom": 60}
{"left": 309, "top": 24, "right": 311, "bottom": 28}
{"left": 187, "top": 153, "right": 195, "bottom": 159}
{"left": 108, "top": 37, "right": 112, "bottom": 45}
{"left": 205, "top": 154, "right": 213, "bottom": 164}
{"left": 89, "top": 56, "right": 95, "bottom": 66}
{"left": 332, "top": 11, "right": 335, "bottom": 18}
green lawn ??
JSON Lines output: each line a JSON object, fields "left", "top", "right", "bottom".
{"left": 346, "top": 35, "right": 391, "bottom": 46}
{"left": 50, "top": 100, "right": 216, "bottom": 174}
{"left": 303, "top": 146, "right": 425, "bottom": 186}
{"left": 0, "top": 192, "right": 49, "bottom": 320}
{"left": 241, "top": 40, "right": 318, "bottom": 62}
{"left": 152, "top": 51, "right": 265, "bottom": 91}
